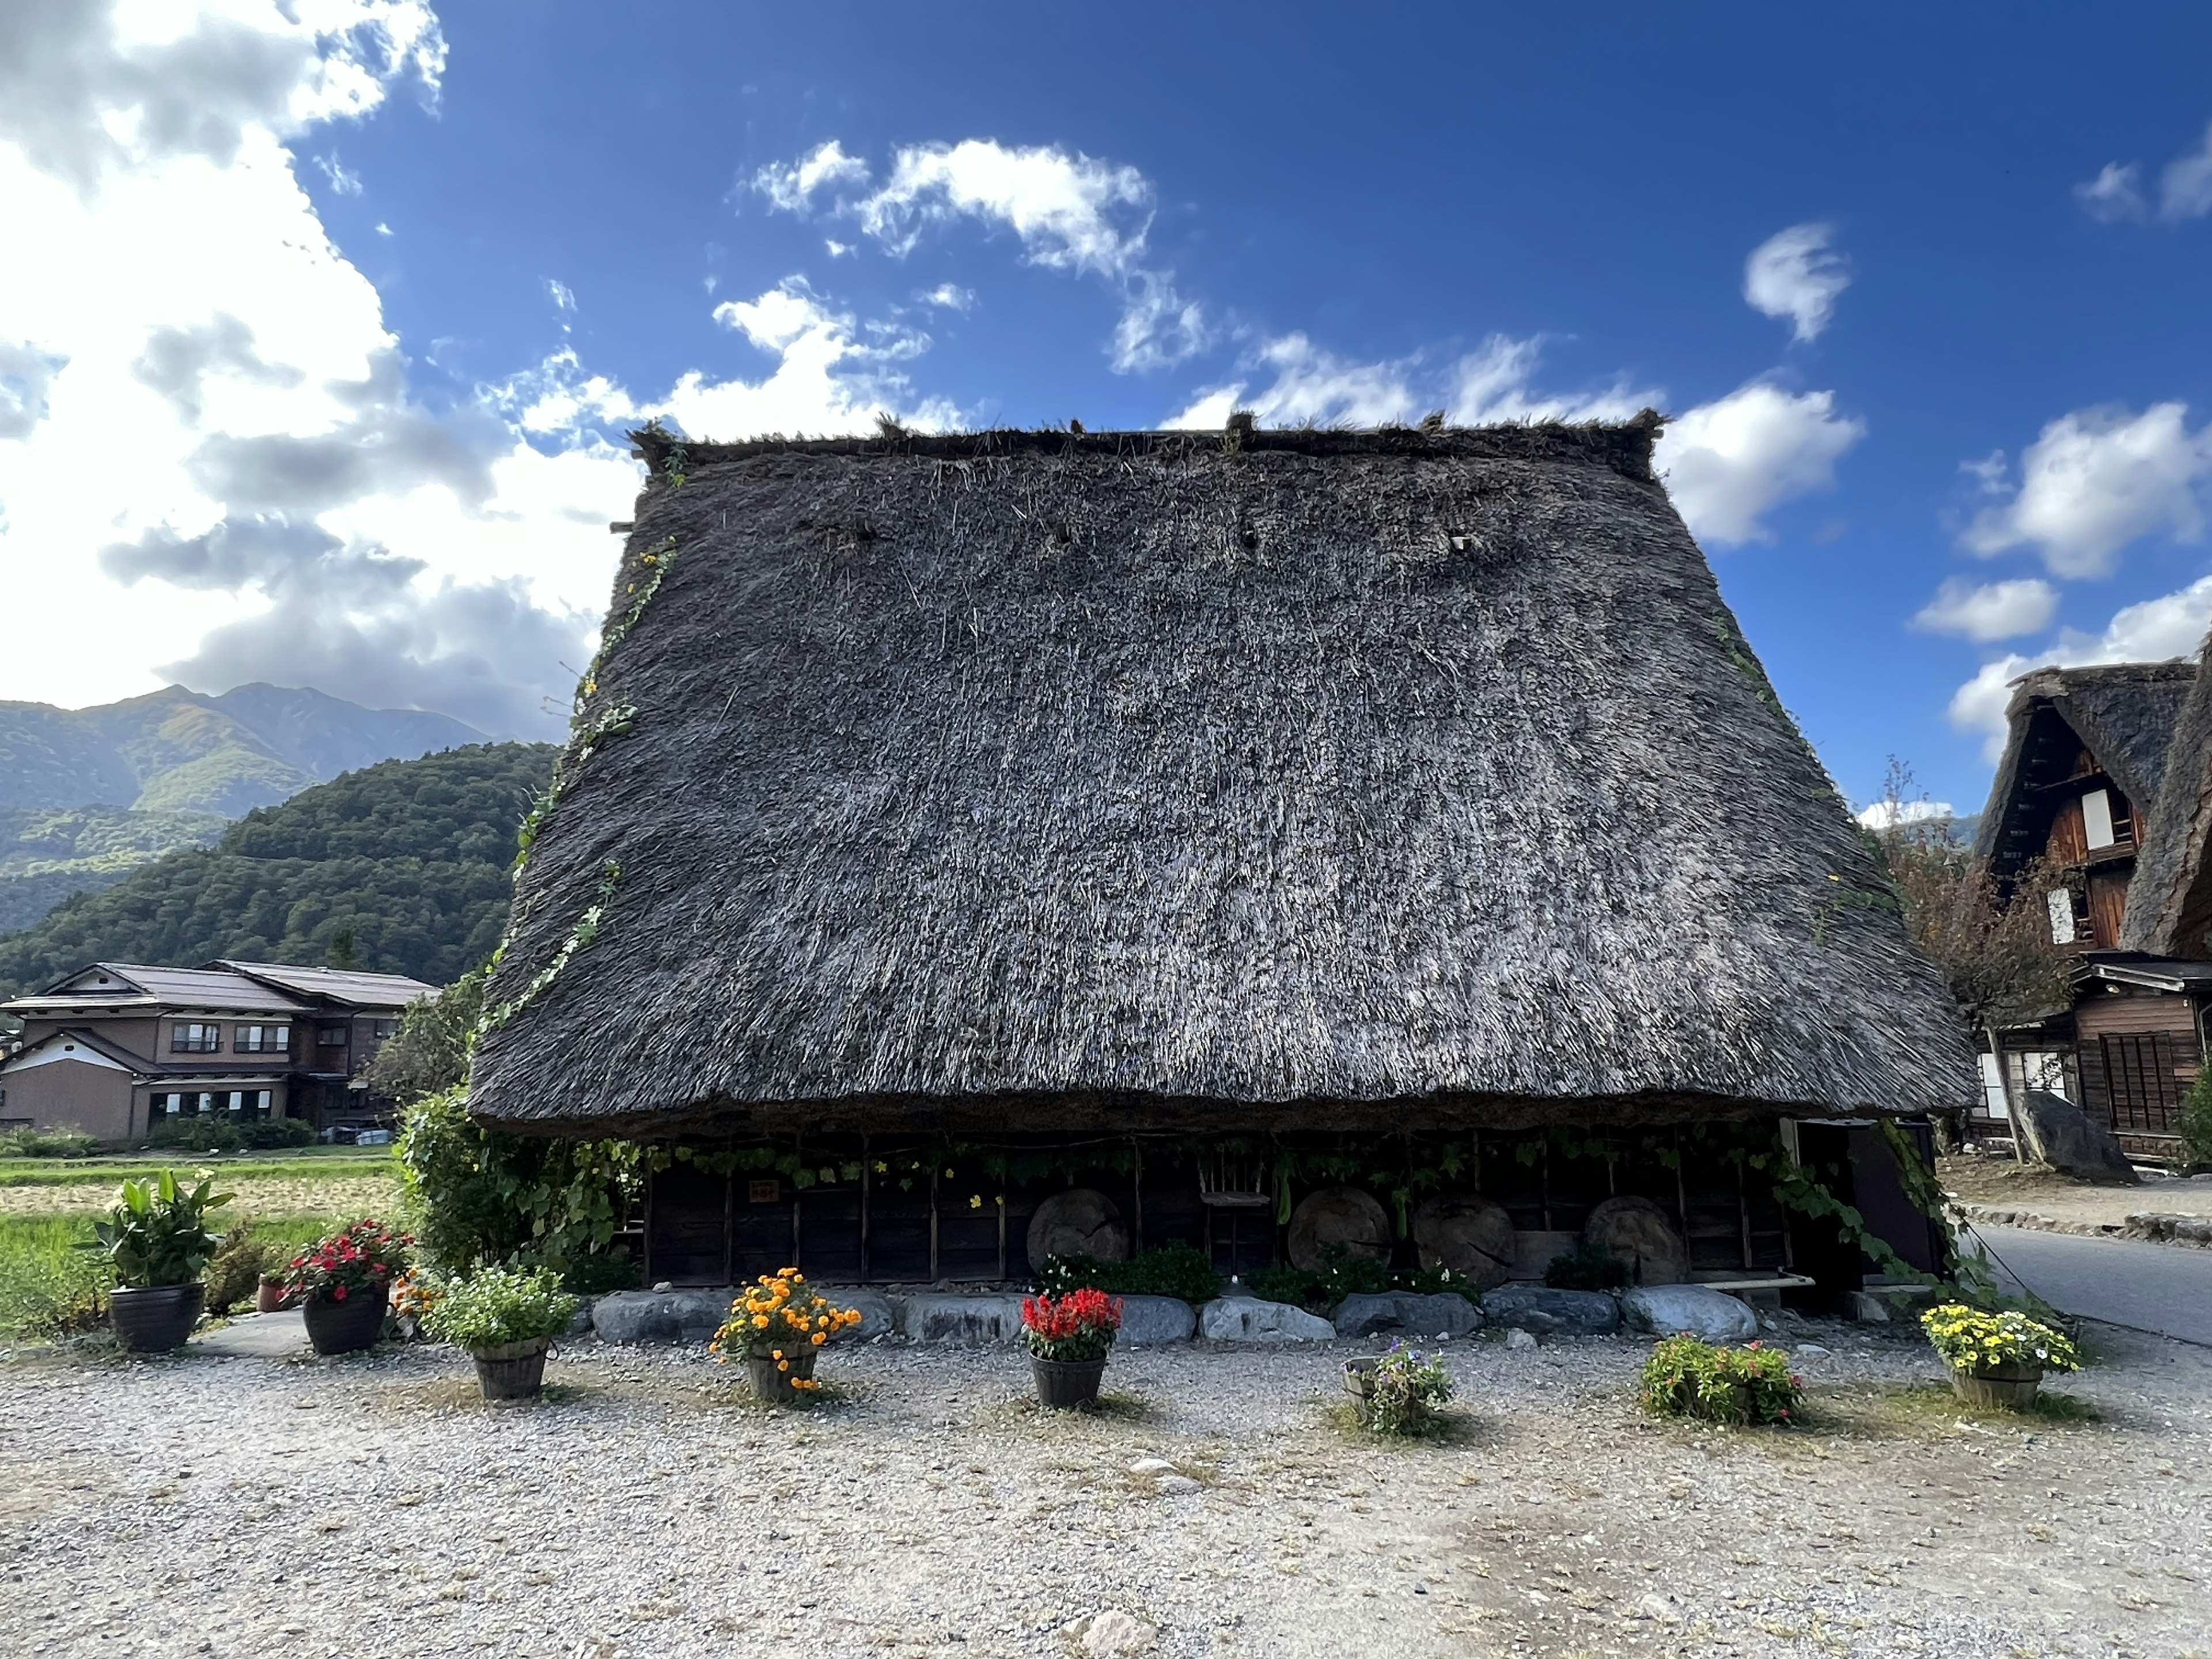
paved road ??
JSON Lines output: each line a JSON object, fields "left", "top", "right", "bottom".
{"left": 1968, "top": 1223, "right": 2212, "bottom": 1346}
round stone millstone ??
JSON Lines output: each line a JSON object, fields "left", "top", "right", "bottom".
{"left": 1582, "top": 1195, "right": 1688, "bottom": 1286}
{"left": 1412, "top": 1194, "right": 1517, "bottom": 1287}
{"left": 1025, "top": 1188, "right": 1130, "bottom": 1264}
{"left": 1286, "top": 1185, "right": 1391, "bottom": 1272}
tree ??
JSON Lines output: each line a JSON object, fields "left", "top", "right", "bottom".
{"left": 363, "top": 968, "right": 485, "bottom": 1108}
{"left": 1870, "top": 762, "right": 2072, "bottom": 1156}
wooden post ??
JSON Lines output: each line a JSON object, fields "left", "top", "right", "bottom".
{"left": 1539, "top": 1141, "right": 1553, "bottom": 1232}
{"left": 859, "top": 1134, "right": 872, "bottom": 1283}
{"left": 997, "top": 1169, "right": 1007, "bottom": 1282}
{"left": 1672, "top": 1130, "right": 1691, "bottom": 1241}
{"left": 721, "top": 1170, "right": 734, "bottom": 1286}
{"left": 1131, "top": 1138, "right": 1144, "bottom": 1253}
{"left": 1736, "top": 1162, "right": 1753, "bottom": 1269}
{"left": 929, "top": 1164, "right": 940, "bottom": 1283}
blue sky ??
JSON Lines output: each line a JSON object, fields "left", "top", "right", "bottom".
{"left": 4, "top": 4, "right": 2211, "bottom": 821}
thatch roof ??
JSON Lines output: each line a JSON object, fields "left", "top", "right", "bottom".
{"left": 468, "top": 421, "right": 1972, "bottom": 1138}
{"left": 2121, "top": 631, "right": 2212, "bottom": 957}
{"left": 1974, "top": 660, "right": 2199, "bottom": 879}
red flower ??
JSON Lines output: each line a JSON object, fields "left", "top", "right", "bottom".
{"left": 332, "top": 1283, "right": 348, "bottom": 1301}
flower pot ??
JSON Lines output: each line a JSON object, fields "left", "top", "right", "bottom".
{"left": 255, "top": 1275, "right": 286, "bottom": 1315}
{"left": 1031, "top": 1355, "right": 1107, "bottom": 1410}
{"left": 110, "top": 1283, "right": 205, "bottom": 1353}
{"left": 302, "top": 1290, "right": 386, "bottom": 1356}
{"left": 1342, "top": 1358, "right": 1380, "bottom": 1400}
{"left": 745, "top": 1346, "right": 820, "bottom": 1403}
{"left": 1950, "top": 1361, "right": 2043, "bottom": 1410}
{"left": 470, "top": 1337, "right": 552, "bottom": 1400}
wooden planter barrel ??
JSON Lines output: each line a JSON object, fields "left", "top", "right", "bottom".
{"left": 745, "top": 1346, "right": 820, "bottom": 1403}
{"left": 1950, "top": 1361, "right": 2043, "bottom": 1410}
{"left": 471, "top": 1338, "right": 552, "bottom": 1400}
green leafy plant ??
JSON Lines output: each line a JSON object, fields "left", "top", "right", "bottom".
{"left": 0, "top": 1215, "right": 112, "bottom": 1338}
{"left": 1247, "top": 1245, "right": 1477, "bottom": 1310}
{"left": 145, "top": 1117, "right": 316, "bottom": 1153}
{"left": 1352, "top": 1341, "right": 1456, "bottom": 1437}
{"left": 420, "top": 1265, "right": 577, "bottom": 1351}
{"left": 85, "top": 1169, "right": 232, "bottom": 1287}
{"left": 2177, "top": 1067, "right": 2212, "bottom": 1173}
{"left": 1638, "top": 1335, "right": 1804, "bottom": 1426}
{"left": 1919, "top": 1302, "right": 2081, "bottom": 1374}
{"left": 0, "top": 1124, "right": 100, "bottom": 1158}
{"left": 202, "top": 1226, "right": 279, "bottom": 1314}
{"left": 1033, "top": 1241, "right": 1221, "bottom": 1304}
{"left": 1544, "top": 1238, "right": 1630, "bottom": 1291}
{"left": 282, "top": 1217, "right": 410, "bottom": 1305}
{"left": 561, "top": 1249, "right": 642, "bottom": 1296}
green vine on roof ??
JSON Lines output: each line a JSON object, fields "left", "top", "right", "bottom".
{"left": 476, "top": 859, "right": 621, "bottom": 1039}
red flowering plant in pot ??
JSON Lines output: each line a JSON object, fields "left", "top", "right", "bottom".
{"left": 1021, "top": 1287, "right": 1123, "bottom": 1410}
{"left": 282, "top": 1218, "right": 411, "bottom": 1356}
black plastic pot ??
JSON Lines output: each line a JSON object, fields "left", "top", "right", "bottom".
{"left": 471, "top": 1338, "right": 552, "bottom": 1400}
{"left": 302, "top": 1290, "right": 385, "bottom": 1355}
{"left": 1031, "top": 1355, "right": 1107, "bottom": 1410}
{"left": 110, "top": 1283, "right": 205, "bottom": 1353}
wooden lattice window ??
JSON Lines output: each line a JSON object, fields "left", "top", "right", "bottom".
{"left": 2098, "top": 1033, "right": 2185, "bottom": 1135}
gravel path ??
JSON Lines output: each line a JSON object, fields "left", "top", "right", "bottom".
{"left": 4, "top": 1317, "right": 2209, "bottom": 1659}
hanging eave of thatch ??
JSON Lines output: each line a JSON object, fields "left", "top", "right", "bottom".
{"left": 2121, "top": 630, "right": 2212, "bottom": 957}
{"left": 1973, "top": 659, "right": 2199, "bottom": 876}
{"left": 468, "top": 420, "right": 1975, "bottom": 1138}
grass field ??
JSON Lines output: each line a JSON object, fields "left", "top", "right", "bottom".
{"left": 0, "top": 1149, "right": 403, "bottom": 1340}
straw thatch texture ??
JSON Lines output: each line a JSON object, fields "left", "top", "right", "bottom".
{"left": 2122, "top": 632, "right": 2212, "bottom": 957}
{"left": 469, "top": 425, "right": 1971, "bottom": 1137}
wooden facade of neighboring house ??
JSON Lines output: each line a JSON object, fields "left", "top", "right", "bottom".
{"left": 0, "top": 960, "right": 434, "bottom": 1141}
{"left": 1975, "top": 653, "right": 2212, "bottom": 1160}
{"left": 466, "top": 419, "right": 1972, "bottom": 1300}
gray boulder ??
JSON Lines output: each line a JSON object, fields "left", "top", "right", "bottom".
{"left": 1116, "top": 1294, "right": 1197, "bottom": 1346}
{"left": 2015, "top": 1090, "right": 2139, "bottom": 1183}
{"left": 809, "top": 1287, "right": 899, "bottom": 1342}
{"left": 1480, "top": 1286, "right": 1619, "bottom": 1336}
{"left": 592, "top": 1288, "right": 735, "bottom": 1345}
{"left": 1198, "top": 1296, "right": 1335, "bottom": 1343}
{"left": 1331, "top": 1291, "right": 1483, "bottom": 1340}
{"left": 896, "top": 1293, "right": 1028, "bottom": 1345}
{"left": 1620, "top": 1284, "right": 1759, "bottom": 1343}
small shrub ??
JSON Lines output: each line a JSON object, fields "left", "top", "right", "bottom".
{"left": 0, "top": 1124, "right": 101, "bottom": 1158}
{"left": 1639, "top": 1335, "right": 1804, "bottom": 1426}
{"left": 421, "top": 1265, "right": 575, "bottom": 1351}
{"left": 87, "top": 1169, "right": 234, "bottom": 1288}
{"left": 1544, "top": 1239, "right": 1630, "bottom": 1291}
{"left": 1247, "top": 1245, "right": 1477, "bottom": 1310}
{"left": 0, "top": 1215, "right": 112, "bottom": 1338}
{"left": 143, "top": 1117, "right": 313, "bottom": 1153}
{"left": 203, "top": 1226, "right": 279, "bottom": 1314}
{"left": 1020, "top": 1287, "right": 1122, "bottom": 1363}
{"left": 2177, "top": 1067, "right": 2212, "bottom": 1173}
{"left": 1353, "top": 1341, "right": 1456, "bottom": 1437}
{"left": 560, "top": 1250, "right": 642, "bottom": 1296}
{"left": 1919, "top": 1302, "right": 2081, "bottom": 1374}
{"left": 1035, "top": 1241, "right": 1221, "bottom": 1303}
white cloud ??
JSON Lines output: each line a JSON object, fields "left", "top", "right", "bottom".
{"left": 916, "top": 283, "right": 974, "bottom": 312}
{"left": 313, "top": 149, "right": 362, "bottom": 195}
{"left": 1654, "top": 381, "right": 1866, "bottom": 546}
{"left": 1856, "top": 799, "right": 1959, "bottom": 831}
{"left": 1945, "top": 574, "right": 2212, "bottom": 760}
{"left": 2078, "top": 120, "right": 2212, "bottom": 224}
{"left": 1743, "top": 224, "right": 1850, "bottom": 343}
{"left": 2075, "top": 161, "right": 2147, "bottom": 223}
{"left": 1162, "top": 332, "right": 1656, "bottom": 433}
{"left": 1961, "top": 402, "right": 2211, "bottom": 577}
{"left": 544, "top": 278, "right": 576, "bottom": 313}
{"left": 1910, "top": 576, "right": 2059, "bottom": 642}
{"left": 752, "top": 137, "right": 1204, "bottom": 373}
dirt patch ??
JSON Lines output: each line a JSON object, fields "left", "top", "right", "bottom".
{"left": 0, "top": 1173, "right": 401, "bottom": 1219}
{"left": 1940, "top": 1153, "right": 2212, "bottom": 1230}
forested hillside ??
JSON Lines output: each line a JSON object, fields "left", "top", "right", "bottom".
{"left": 0, "top": 743, "right": 554, "bottom": 997}
{"left": 0, "top": 805, "right": 228, "bottom": 933}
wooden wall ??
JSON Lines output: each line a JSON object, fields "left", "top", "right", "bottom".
{"left": 2075, "top": 988, "right": 2204, "bottom": 1149}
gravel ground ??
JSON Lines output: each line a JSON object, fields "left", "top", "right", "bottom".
{"left": 3, "top": 1316, "right": 2209, "bottom": 1659}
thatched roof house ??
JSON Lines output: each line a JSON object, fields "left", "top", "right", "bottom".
{"left": 2122, "top": 636, "right": 2212, "bottom": 958}
{"left": 468, "top": 420, "right": 1968, "bottom": 1146}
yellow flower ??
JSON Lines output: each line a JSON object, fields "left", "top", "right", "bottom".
{"left": 771, "top": 1349, "right": 783, "bottom": 1359}
{"left": 776, "top": 1359, "right": 789, "bottom": 1372}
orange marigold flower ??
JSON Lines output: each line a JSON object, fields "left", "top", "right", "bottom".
{"left": 810, "top": 1332, "right": 826, "bottom": 1345}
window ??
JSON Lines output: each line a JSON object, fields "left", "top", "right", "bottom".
{"left": 2082, "top": 789, "right": 2116, "bottom": 851}
{"left": 235, "top": 1024, "right": 290, "bottom": 1054}
{"left": 372, "top": 1018, "right": 401, "bottom": 1040}
{"left": 171, "top": 1022, "right": 221, "bottom": 1054}
{"left": 317, "top": 1025, "right": 348, "bottom": 1048}
{"left": 219, "top": 1090, "right": 272, "bottom": 1117}
{"left": 2046, "top": 889, "right": 2078, "bottom": 945}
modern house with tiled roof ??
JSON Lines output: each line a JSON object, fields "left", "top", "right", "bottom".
{"left": 0, "top": 960, "right": 434, "bottom": 1142}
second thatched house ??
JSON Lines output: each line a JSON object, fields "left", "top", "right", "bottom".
{"left": 468, "top": 418, "right": 1972, "bottom": 1294}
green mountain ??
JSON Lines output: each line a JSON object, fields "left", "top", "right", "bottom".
{"left": 0, "top": 684, "right": 491, "bottom": 933}
{"left": 0, "top": 743, "right": 555, "bottom": 998}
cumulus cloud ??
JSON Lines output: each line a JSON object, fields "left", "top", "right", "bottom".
{"left": 2078, "top": 120, "right": 2212, "bottom": 224}
{"left": 129, "top": 313, "right": 302, "bottom": 425}
{"left": 1910, "top": 576, "right": 2059, "bottom": 642}
{"left": 1162, "top": 332, "right": 1656, "bottom": 433}
{"left": 1654, "top": 382, "right": 1866, "bottom": 546}
{"left": 1946, "top": 575, "right": 2212, "bottom": 760}
{"left": 0, "top": 340, "right": 67, "bottom": 441}
{"left": 751, "top": 137, "right": 1205, "bottom": 373}
{"left": 1961, "top": 402, "right": 2211, "bottom": 577}
{"left": 1855, "top": 799, "right": 1958, "bottom": 831}
{"left": 1743, "top": 224, "right": 1850, "bottom": 343}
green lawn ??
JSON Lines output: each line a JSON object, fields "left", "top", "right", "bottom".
{"left": 0, "top": 1145, "right": 398, "bottom": 1188}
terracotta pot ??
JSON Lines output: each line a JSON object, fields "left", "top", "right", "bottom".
{"left": 1031, "top": 1355, "right": 1107, "bottom": 1410}
{"left": 110, "top": 1283, "right": 205, "bottom": 1353}
{"left": 302, "top": 1290, "right": 385, "bottom": 1356}
{"left": 471, "top": 1337, "right": 552, "bottom": 1400}
{"left": 255, "top": 1275, "right": 286, "bottom": 1315}
{"left": 745, "top": 1345, "right": 820, "bottom": 1403}
{"left": 1950, "top": 1361, "right": 2042, "bottom": 1410}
